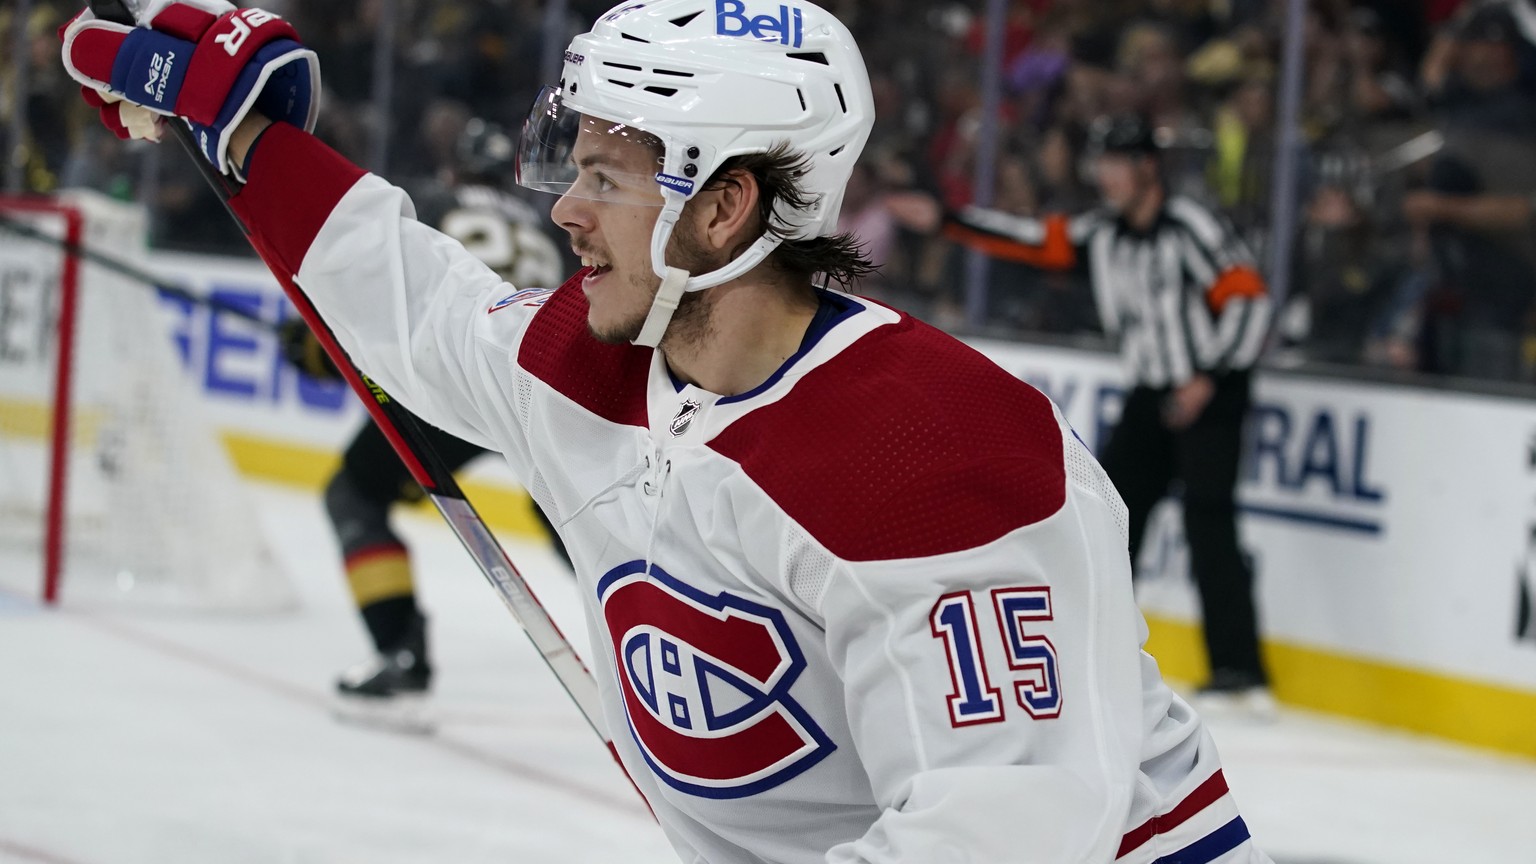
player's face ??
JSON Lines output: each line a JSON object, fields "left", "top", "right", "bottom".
{"left": 549, "top": 123, "right": 668, "bottom": 343}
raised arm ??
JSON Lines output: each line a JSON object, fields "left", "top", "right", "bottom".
{"left": 59, "top": 2, "right": 556, "bottom": 470}
{"left": 230, "top": 120, "right": 552, "bottom": 461}
{"left": 944, "top": 206, "right": 1099, "bottom": 271}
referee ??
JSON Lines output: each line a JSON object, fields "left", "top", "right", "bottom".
{"left": 950, "top": 114, "right": 1274, "bottom": 709}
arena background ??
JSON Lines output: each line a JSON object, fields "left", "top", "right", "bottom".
{"left": 6, "top": 0, "right": 1536, "bottom": 759}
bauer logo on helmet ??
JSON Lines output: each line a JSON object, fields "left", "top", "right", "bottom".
{"left": 655, "top": 173, "right": 696, "bottom": 196}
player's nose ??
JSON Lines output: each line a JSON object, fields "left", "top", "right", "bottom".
{"left": 551, "top": 191, "right": 592, "bottom": 234}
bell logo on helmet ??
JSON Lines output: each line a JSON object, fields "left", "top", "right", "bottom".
{"left": 716, "top": 0, "right": 804, "bottom": 47}
{"left": 655, "top": 172, "right": 696, "bottom": 195}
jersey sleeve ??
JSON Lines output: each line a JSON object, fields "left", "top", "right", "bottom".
{"left": 820, "top": 431, "right": 1146, "bottom": 863}
{"left": 230, "top": 121, "right": 548, "bottom": 471}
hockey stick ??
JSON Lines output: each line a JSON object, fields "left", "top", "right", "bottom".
{"left": 84, "top": 0, "right": 621, "bottom": 771}
{"left": 0, "top": 211, "right": 278, "bottom": 330}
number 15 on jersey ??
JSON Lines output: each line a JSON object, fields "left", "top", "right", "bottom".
{"left": 930, "top": 587, "right": 1062, "bottom": 727}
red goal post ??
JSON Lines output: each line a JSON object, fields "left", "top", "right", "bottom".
{"left": 0, "top": 191, "right": 293, "bottom": 610}
{"left": 0, "top": 197, "right": 82, "bottom": 602}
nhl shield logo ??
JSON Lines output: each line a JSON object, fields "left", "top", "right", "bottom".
{"left": 670, "top": 400, "right": 701, "bottom": 436}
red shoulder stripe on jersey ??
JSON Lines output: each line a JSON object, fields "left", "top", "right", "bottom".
{"left": 231, "top": 121, "right": 367, "bottom": 273}
{"left": 1116, "top": 770, "right": 1231, "bottom": 859}
{"left": 517, "top": 270, "right": 650, "bottom": 427}
{"left": 708, "top": 315, "right": 1066, "bottom": 561}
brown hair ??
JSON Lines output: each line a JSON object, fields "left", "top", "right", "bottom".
{"left": 704, "top": 143, "right": 876, "bottom": 289}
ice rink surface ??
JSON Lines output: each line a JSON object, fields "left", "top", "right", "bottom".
{"left": 3, "top": 482, "right": 1535, "bottom": 864}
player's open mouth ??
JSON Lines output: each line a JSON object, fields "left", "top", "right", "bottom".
{"left": 581, "top": 256, "right": 612, "bottom": 277}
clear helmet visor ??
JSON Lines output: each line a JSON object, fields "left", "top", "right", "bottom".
{"left": 516, "top": 86, "right": 668, "bottom": 208}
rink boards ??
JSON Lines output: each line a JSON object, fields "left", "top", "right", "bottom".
{"left": 142, "top": 251, "right": 1536, "bottom": 758}
{"left": 975, "top": 338, "right": 1536, "bottom": 759}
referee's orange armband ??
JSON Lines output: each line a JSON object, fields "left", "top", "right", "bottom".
{"left": 1206, "top": 265, "right": 1266, "bottom": 312}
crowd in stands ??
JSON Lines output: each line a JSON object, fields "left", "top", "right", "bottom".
{"left": 5, "top": 0, "right": 1536, "bottom": 385}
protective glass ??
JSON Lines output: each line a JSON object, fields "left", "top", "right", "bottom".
{"left": 516, "top": 87, "right": 667, "bottom": 208}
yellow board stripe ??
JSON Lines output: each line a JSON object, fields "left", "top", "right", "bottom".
{"left": 0, "top": 396, "right": 106, "bottom": 445}
{"left": 219, "top": 430, "right": 547, "bottom": 539}
{"left": 1143, "top": 614, "right": 1536, "bottom": 759}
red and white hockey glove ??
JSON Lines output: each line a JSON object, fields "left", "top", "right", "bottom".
{"left": 60, "top": 0, "right": 318, "bottom": 178}
{"left": 79, "top": 87, "right": 166, "bottom": 142}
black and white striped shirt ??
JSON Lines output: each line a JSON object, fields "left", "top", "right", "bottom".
{"left": 951, "top": 196, "right": 1271, "bottom": 388}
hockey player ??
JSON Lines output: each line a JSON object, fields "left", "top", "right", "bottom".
{"left": 63, "top": 1, "right": 1273, "bottom": 861}
{"left": 278, "top": 118, "right": 570, "bottom": 722}
{"left": 947, "top": 115, "right": 1275, "bottom": 713}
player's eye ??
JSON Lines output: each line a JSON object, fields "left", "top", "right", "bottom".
{"left": 593, "top": 172, "right": 616, "bottom": 193}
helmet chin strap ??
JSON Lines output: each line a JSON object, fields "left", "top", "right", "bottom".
{"left": 634, "top": 266, "right": 690, "bottom": 348}
{"left": 630, "top": 194, "right": 786, "bottom": 349}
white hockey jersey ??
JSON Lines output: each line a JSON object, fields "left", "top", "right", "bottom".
{"left": 232, "top": 123, "right": 1272, "bottom": 864}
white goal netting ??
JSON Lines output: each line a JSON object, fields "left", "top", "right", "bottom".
{"left": 0, "top": 190, "right": 294, "bottom": 610}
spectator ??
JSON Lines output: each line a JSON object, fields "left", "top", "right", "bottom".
{"left": 1207, "top": 73, "right": 1276, "bottom": 237}
{"left": 1403, "top": 148, "right": 1536, "bottom": 380}
{"left": 2, "top": 2, "right": 76, "bottom": 194}
{"left": 1286, "top": 151, "right": 1411, "bottom": 366}
{"left": 835, "top": 162, "right": 900, "bottom": 298}
{"left": 1341, "top": 6, "right": 1421, "bottom": 124}
{"left": 1423, "top": 2, "right": 1536, "bottom": 134}
{"left": 1405, "top": 3, "right": 1536, "bottom": 380}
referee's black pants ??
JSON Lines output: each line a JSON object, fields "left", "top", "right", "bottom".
{"left": 1098, "top": 371, "right": 1267, "bottom": 685}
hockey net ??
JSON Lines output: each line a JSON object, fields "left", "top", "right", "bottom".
{"left": 0, "top": 190, "right": 294, "bottom": 610}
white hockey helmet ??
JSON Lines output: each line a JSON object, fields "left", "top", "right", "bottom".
{"left": 517, "top": 0, "right": 875, "bottom": 346}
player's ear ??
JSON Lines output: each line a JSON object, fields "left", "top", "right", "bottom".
{"left": 698, "top": 168, "right": 762, "bottom": 256}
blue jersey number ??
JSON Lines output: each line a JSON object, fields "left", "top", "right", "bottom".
{"left": 992, "top": 588, "right": 1062, "bottom": 718}
{"left": 929, "top": 587, "right": 1062, "bottom": 727}
{"left": 930, "top": 593, "right": 1004, "bottom": 726}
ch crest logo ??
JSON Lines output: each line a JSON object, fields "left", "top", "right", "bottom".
{"left": 597, "top": 561, "right": 834, "bottom": 798}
